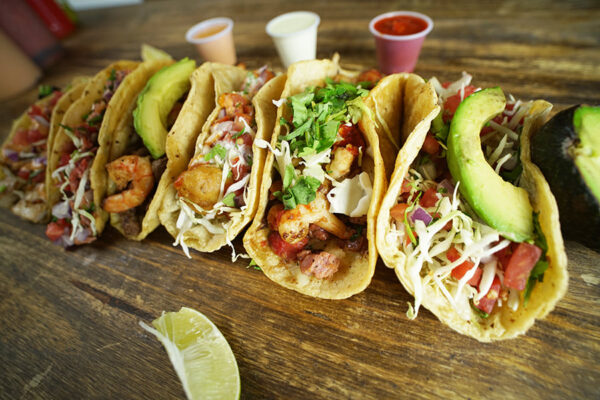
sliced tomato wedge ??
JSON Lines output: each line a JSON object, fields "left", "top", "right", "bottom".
{"left": 447, "top": 247, "right": 481, "bottom": 286}
{"left": 268, "top": 231, "right": 308, "bottom": 261}
{"left": 504, "top": 242, "right": 542, "bottom": 290}
{"left": 475, "top": 276, "right": 502, "bottom": 314}
{"left": 46, "top": 218, "right": 70, "bottom": 241}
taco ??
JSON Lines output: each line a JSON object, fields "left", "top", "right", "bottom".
{"left": 159, "top": 64, "right": 285, "bottom": 256}
{"left": 376, "top": 73, "right": 568, "bottom": 341}
{"left": 98, "top": 58, "right": 199, "bottom": 241}
{"left": 243, "top": 58, "right": 432, "bottom": 299}
{"left": 45, "top": 60, "right": 141, "bottom": 246}
{"left": 0, "top": 80, "right": 87, "bottom": 222}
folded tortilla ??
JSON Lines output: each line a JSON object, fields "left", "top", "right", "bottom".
{"left": 376, "top": 87, "right": 568, "bottom": 341}
{"left": 159, "top": 64, "right": 286, "bottom": 253}
{"left": 47, "top": 61, "right": 140, "bottom": 243}
{"left": 95, "top": 59, "right": 175, "bottom": 240}
{"left": 0, "top": 79, "right": 87, "bottom": 222}
{"left": 243, "top": 59, "right": 427, "bottom": 299}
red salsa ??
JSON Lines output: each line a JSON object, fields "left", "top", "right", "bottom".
{"left": 374, "top": 15, "right": 428, "bottom": 36}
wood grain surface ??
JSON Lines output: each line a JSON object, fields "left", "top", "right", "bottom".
{"left": 1, "top": 1, "right": 599, "bottom": 399}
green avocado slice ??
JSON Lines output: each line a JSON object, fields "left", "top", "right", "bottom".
{"left": 133, "top": 58, "right": 196, "bottom": 159}
{"left": 572, "top": 106, "right": 600, "bottom": 203}
{"left": 447, "top": 87, "right": 534, "bottom": 242}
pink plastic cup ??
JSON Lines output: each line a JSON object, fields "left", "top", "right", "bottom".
{"left": 369, "top": 11, "right": 433, "bottom": 74}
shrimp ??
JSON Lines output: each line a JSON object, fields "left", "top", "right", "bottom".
{"left": 328, "top": 146, "right": 356, "bottom": 180}
{"left": 278, "top": 191, "right": 352, "bottom": 244}
{"left": 174, "top": 164, "right": 223, "bottom": 209}
{"left": 102, "top": 155, "right": 154, "bottom": 213}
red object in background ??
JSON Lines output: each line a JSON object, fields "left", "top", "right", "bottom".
{"left": 0, "top": 0, "right": 63, "bottom": 68}
{"left": 26, "top": 0, "right": 75, "bottom": 39}
{"left": 374, "top": 15, "right": 428, "bottom": 36}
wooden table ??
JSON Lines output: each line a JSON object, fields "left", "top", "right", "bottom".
{"left": 1, "top": 1, "right": 599, "bottom": 398}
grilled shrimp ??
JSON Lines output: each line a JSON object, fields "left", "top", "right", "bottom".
{"left": 328, "top": 146, "right": 356, "bottom": 180}
{"left": 174, "top": 164, "right": 223, "bottom": 209}
{"left": 103, "top": 155, "right": 154, "bottom": 213}
{"left": 278, "top": 191, "right": 352, "bottom": 244}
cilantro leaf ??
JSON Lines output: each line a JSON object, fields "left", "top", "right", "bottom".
{"left": 523, "top": 212, "right": 550, "bottom": 305}
{"left": 204, "top": 144, "right": 227, "bottom": 162}
{"left": 470, "top": 299, "right": 489, "bottom": 319}
{"left": 283, "top": 164, "right": 295, "bottom": 191}
{"left": 38, "top": 85, "right": 57, "bottom": 99}
{"left": 232, "top": 126, "right": 245, "bottom": 140}
{"left": 282, "top": 176, "right": 320, "bottom": 210}
{"left": 0, "top": 185, "right": 6, "bottom": 193}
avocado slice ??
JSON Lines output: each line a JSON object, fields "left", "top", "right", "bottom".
{"left": 531, "top": 105, "right": 600, "bottom": 251}
{"left": 447, "top": 87, "right": 534, "bottom": 242}
{"left": 133, "top": 58, "right": 196, "bottom": 158}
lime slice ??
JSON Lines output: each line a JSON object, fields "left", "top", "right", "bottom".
{"left": 140, "top": 307, "right": 240, "bottom": 400}
{"left": 141, "top": 44, "right": 173, "bottom": 62}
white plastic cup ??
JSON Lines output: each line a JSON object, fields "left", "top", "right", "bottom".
{"left": 186, "top": 17, "right": 236, "bottom": 65}
{"left": 266, "top": 11, "right": 320, "bottom": 68}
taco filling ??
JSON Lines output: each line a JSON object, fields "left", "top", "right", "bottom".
{"left": 173, "top": 66, "right": 275, "bottom": 257}
{"left": 46, "top": 69, "right": 130, "bottom": 246}
{"left": 256, "top": 70, "right": 382, "bottom": 279}
{"left": 1, "top": 86, "right": 63, "bottom": 222}
{"left": 386, "top": 73, "right": 549, "bottom": 320}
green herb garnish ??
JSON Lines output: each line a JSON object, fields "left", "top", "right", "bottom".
{"left": 109, "top": 69, "right": 117, "bottom": 82}
{"left": 204, "top": 144, "right": 227, "bottom": 162}
{"left": 248, "top": 259, "right": 261, "bottom": 270}
{"left": 523, "top": 212, "right": 549, "bottom": 305}
{"left": 232, "top": 127, "right": 245, "bottom": 140}
{"left": 222, "top": 193, "right": 235, "bottom": 207}
{"left": 38, "top": 85, "right": 57, "bottom": 99}
{"left": 0, "top": 185, "right": 6, "bottom": 193}
{"left": 282, "top": 176, "right": 320, "bottom": 210}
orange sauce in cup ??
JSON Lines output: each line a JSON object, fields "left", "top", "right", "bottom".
{"left": 193, "top": 24, "right": 227, "bottom": 39}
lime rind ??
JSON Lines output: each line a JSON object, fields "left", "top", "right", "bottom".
{"left": 140, "top": 307, "right": 241, "bottom": 400}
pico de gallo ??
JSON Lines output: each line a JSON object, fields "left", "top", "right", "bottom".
{"left": 256, "top": 69, "right": 383, "bottom": 279}
{"left": 173, "top": 66, "right": 275, "bottom": 258}
{"left": 46, "top": 69, "right": 130, "bottom": 247}
{"left": 387, "top": 73, "right": 549, "bottom": 321}
{"left": 1, "top": 85, "right": 63, "bottom": 222}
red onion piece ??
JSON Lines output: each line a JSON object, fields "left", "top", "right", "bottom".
{"left": 3, "top": 149, "right": 19, "bottom": 162}
{"left": 438, "top": 179, "right": 455, "bottom": 196}
{"left": 410, "top": 207, "right": 433, "bottom": 226}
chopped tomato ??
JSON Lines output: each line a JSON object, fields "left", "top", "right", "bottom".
{"left": 230, "top": 157, "right": 250, "bottom": 181}
{"left": 27, "top": 104, "right": 45, "bottom": 119}
{"left": 390, "top": 203, "right": 409, "bottom": 222}
{"left": 504, "top": 242, "right": 542, "bottom": 290}
{"left": 357, "top": 69, "right": 384, "bottom": 85}
{"left": 475, "top": 276, "right": 502, "bottom": 314}
{"left": 234, "top": 132, "right": 253, "bottom": 148}
{"left": 268, "top": 231, "right": 308, "bottom": 261}
{"left": 432, "top": 212, "right": 452, "bottom": 230}
{"left": 46, "top": 218, "right": 70, "bottom": 241}
{"left": 422, "top": 134, "right": 440, "bottom": 155}
{"left": 27, "top": 129, "right": 46, "bottom": 143}
{"left": 443, "top": 85, "right": 477, "bottom": 123}
{"left": 68, "top": 157, "right": 90, "bottom": 193}
{"left": 419, "top": 187, "right": 439, "bottom": 208}
{"left": 494, "top": 242, "right": 516, "bottom": 270}
{"left": 11, "top": 129, "right": 30, "bottom": 148}
{"left": 17, "top": 168, "right": 30, "bottom": 180}
{"left": 447, "top": 247, "right": 481, "bottom": 286}
{"left": 59, "top": 153, "right": 70, "bottom": 167}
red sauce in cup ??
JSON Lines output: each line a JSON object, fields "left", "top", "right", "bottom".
{"left": 374, "top": 15, "right": 428, "bottom": 36}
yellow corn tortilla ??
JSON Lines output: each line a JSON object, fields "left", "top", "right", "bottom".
{"left": 243, "top": 59, "right": 421, "bottom": 299}
{"left": 0, "top": 78, "right": 88, "bottom": 220}
{"left": 159, "top": 64, "right": 286, "bottom": 252}
{"left": 95, "top": 59, "right": 174, "bottom": 240}
{"left": 47, "top": 60, "right": 140, "bottom": 237}
{"left": 376, "top": 94, "right": 568, "bottom": 341}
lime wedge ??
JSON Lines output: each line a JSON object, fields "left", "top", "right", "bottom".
{"left": 141, "top": 44, "right": 173, "bottom": 62}
{"left": 140, "top": 307, "right": 240, "bottom": 400}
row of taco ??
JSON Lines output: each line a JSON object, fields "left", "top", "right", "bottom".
{"left": 0, "top": 54, "right": 567, "bottom": 342}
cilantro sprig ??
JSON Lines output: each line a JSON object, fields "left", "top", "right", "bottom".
{"left": 204, "top": 144, "right": 227, "bottom": 162}
{"left": 279, "top": 78, "right": 369, "bottom": 156}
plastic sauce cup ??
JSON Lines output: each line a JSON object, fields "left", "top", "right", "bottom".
{"left": 186, "top": 17, "right": 236, "bottom": 65}
{"left": 266, "top": 11, "right": 320, "bottom": 68}
{"left": 369, "top": 11, "right": 433, "bottom": 74}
